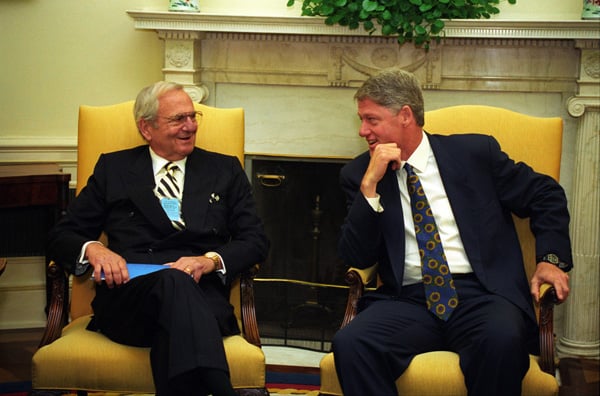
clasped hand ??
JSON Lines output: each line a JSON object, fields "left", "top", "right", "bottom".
{"left": 86, "top": 243, "right": 215, "bottom": 288}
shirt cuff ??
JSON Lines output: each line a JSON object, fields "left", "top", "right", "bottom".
{"left": 215, "top": 253, "right": 226, "bottom": 274}
{"left": 75, "top": 240, "right": 104, "bottom": 276}
{"left": 365, "top": 194, "right": 384, "bottom": 213}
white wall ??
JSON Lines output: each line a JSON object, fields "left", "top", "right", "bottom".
{"left": 0, "top": 0, "right": 164, "bottom": 141}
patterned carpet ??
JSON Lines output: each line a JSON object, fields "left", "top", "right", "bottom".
{"left": 0, "top": 387, "right": 318, "bottom": 396}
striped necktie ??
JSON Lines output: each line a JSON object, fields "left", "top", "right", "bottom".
{"left": 156, "top": 162, "right": 185, "bottom": 230}
{"left": 405, "top": 163, "right": 458, "bottom": 320}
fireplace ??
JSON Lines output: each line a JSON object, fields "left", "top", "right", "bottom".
{"left": 249, "top": 156, "right": 352, "bottom": 350}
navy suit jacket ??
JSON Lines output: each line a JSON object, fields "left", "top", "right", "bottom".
{"left": 339, "top": 133, "right": 571, "bottom": 325}
{"left": 48, "top": 145, "right": 269, "bottom": 334}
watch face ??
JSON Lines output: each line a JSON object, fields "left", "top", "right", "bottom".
{"left": 546, "top": 254, "right": 559, "bottom": 264}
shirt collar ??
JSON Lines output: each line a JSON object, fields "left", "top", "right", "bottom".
{"left": 404, "top": 131, "right": 431, "bottom": 173}
{"left": 149, "top": 147, "right": 187, "bottom": 176}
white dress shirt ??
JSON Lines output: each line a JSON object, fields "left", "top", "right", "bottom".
{"left": 149, "top": 147, "right": 186, "bottom": 199}
{"left": 366, "top": 132, "right": 473, "bottom": 285}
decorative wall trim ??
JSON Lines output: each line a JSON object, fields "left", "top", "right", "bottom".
{"left": 0, "top": 137, "right": 75, "bottom": 162}
{"left": 0, "top": 136, "right": 76, "bottom": 148}
{"left": 195, "top": 33, "right": 580, "bottom": 95}
{"left": 0, "top": 136, "right": 78, "bottom": 186}
{"left": 127, "top": 11, "right": 599, "bottom": 40}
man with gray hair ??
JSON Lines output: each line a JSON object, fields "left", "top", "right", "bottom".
{"left": 48, "top": 81, "right": 269, "bottom": 396}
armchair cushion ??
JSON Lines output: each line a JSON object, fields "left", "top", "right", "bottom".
{"left": 32, "top": 315, "right": 265, "bottom": 393}
{"left": 319, "top": 351, "right": 558, "bottom": 396}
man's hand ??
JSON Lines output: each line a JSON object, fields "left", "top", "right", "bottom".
{"left": 86, "top": 243, "right": 129, "bottom": 287}
{"left": 167, "top": 256, "right": 217, "bottom": 282}
{"left": 530, "top": 262, "right": 570, "bottom": 303}
{"left": 361, "top": 143, "right": 402, "bottom": 198}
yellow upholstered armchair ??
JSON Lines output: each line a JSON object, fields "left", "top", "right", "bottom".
{"left": 31, "top": 101, "right": 268, "bottom": 396}
{"left": 319, "top": 105, "right": 564, "bottom": 396}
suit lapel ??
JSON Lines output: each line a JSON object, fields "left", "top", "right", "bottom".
{"left": 378, "top": 166, "right": 407, "bottom": 286}
{"left": 181, "top": 148, "right": 213, "bottom": 230}
{"left": 124, "top": 149, "right": 175, "bottom": 234}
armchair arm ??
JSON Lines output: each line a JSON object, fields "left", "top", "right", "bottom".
{"left": 240, "top": 264, "right": 262, "bottom": 347}
{"left": 38, "top": 261, "right": 69, "bottom": 348}
{"left": 340, "top": 264, "right": 379, "bottom": 328}
{"left": 538, "top": 283, "right": 560, "bottom": 375}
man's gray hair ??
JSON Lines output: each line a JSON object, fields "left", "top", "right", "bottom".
{"left": 354, "top": 68, "right": 425, "bottom": 127}
{"left": 134, "top": 81, "right": 185, "bottom": 128}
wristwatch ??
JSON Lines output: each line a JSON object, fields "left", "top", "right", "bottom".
{"left": 538, "top": 253, "right": 569, "bottom": 270}
{"left": 204, "top": 252, "right": 223, "bottom": 272}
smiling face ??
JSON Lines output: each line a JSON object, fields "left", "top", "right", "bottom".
{"left": 139, "top": 89, "right": 197, "bottom": 161}
{"left": 357, "top": 98, "right": 423, "bottom": 160}
{"left": 358, "top": 98, "right": 404, "bottom": 152}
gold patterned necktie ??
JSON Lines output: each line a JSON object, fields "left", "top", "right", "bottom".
{"left": 156, "top": 162, "right": 185, "bottom": 230}
{"left": 405, "top": 163, "right": 458, "bottom": 320}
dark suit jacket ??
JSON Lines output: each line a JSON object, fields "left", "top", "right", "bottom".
{"left": 338, "top": 133, "right": 572, "bottom": 325}
{"left": 47, "top": 145, "right": 269, "bottom": 334}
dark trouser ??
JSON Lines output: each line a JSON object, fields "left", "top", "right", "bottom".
{"left": 90, "top": 269, "right": 235, "bottom": 396}
{"left": 332, "top": 275, "right": 533, "bottom": 396}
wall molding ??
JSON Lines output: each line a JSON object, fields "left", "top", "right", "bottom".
{"left": 0, "top": 136, "right": 77, "bottom": 186}
{"left": 127, "top": 11, "right": 599, "bottom": 40}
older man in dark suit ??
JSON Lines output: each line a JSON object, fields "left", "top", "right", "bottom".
{"left": 47, "top": 81, "right": 268, "bottom": 396}
{"left": 332, "top": 69, "right": 572, "bottom": 396}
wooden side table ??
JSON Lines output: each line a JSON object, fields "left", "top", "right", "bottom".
{"left": 0, "top": 164, "right": 71, "bottom": 310}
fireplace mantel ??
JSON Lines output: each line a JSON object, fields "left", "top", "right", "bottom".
{"left": 127, "top": 10, "right": 598, "bottom": 40}
{"left": 127, "top": 10, "right": 599, "bottom": 105}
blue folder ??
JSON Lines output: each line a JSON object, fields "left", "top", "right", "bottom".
{"left": 127, "top": 263, "right": 169, "bottom": 279}
{"left": 94, "top": 263, "right": 168, "bottom": 280}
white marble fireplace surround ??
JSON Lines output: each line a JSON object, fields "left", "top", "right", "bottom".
{"left": 127, "top": 11, "right": 600, "bottom": 359}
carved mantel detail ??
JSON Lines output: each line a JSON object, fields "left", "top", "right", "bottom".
{"left": 128, "top": 11, "right": 598, "bottom": 99}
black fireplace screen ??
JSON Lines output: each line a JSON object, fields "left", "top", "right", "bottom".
{"left": 250, "top": 157, "right": 351, "bottom": 350}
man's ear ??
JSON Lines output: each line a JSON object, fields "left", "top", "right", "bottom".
{"left": 398, "top": 105, "right": 414, "bottom": 126}
{"left": 138, "top": 119, "right": 152, "bottom": 141}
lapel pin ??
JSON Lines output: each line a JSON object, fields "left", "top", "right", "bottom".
{"left": 209, "top": 193, "right": 220, "bottom": 203}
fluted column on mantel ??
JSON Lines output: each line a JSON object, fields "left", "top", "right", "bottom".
{"left": 157, "top": 30, "right": 209, "bottom": 102}
{"left": 558, "top": 40, "right": 600, "bottom": 359}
